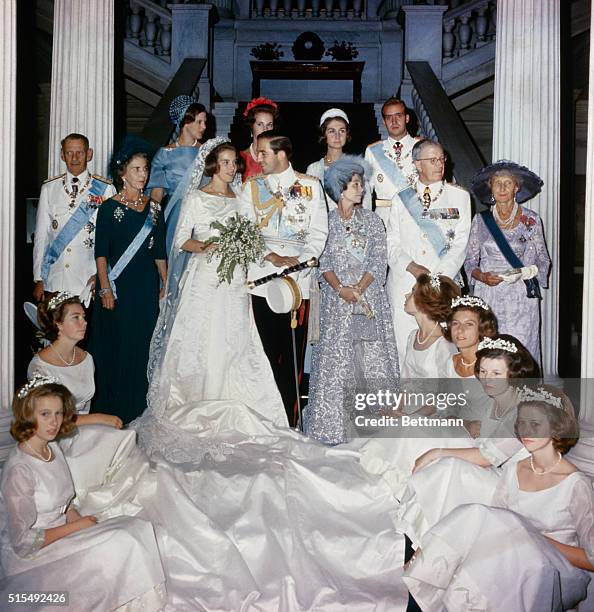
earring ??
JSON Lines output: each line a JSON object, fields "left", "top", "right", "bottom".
{"left": 490, "top": 194, "right": 495, "bottom": 205}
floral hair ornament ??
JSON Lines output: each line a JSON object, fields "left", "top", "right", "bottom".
{"left": 477, "top": 337, "right": 518, "bottom": 353}
{"left": 243, "top": 97, "right": 278, "bottom": 117}
{"left": 48, "top": 291, "right": 76, "bottom": 312}
{"left": 169, "top": 94, "right": 198, "bottom": 129}
{"left": 429, "top": 272, "right": 441, "bottom": 291}
{"left": 517, "top": 385, "right": 563, "bottom": 410}
{"left": 451, "top": 296, "right": 490, "bottom": 311}
{"left": 17, "top": 374, "right": 60, "bottom": 399}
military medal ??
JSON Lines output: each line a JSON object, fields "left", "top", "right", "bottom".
{"left": 51, "top": 219, "right": 59, "bottom": 230}
{"left": 377, "top": 174, "right": 384, "bottom": 183}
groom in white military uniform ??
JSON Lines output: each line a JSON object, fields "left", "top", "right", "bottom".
{"left": 240, "top": 131, "right": 328, "bottom": 425}
{"left": 365, "top": 98, "right": 421, "bottom": 226}
{"left": 386, "top": 139, "right": 471, "bottom": 362}
{"left": 33, "top": 133, "right": 115, "bottom": 302}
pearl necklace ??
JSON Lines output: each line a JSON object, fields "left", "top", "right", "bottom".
{"left": 460, "top": 355, "right": 477, "bottom": 368}
{"left": 24, "top": 441, "right": 52, "bottom": 462}
{"left": 175, "top": 138, "right": 198, "bottom": 148}
{"left": 493, "top": 202, "right": 518, "bottom": 230}
{"left": 530, "top": 451, "right": 562, "bottom": 475}
{"left": 50, "top": 344, "right": 76, "bottom": 366}
{"left": 416, "top": 321, "right": 440, "bottom": 345}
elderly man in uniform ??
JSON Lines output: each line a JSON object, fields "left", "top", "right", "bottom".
{"left": 386, "top": 139, "right": 471, "bottom": 362}
{"left": 365, "top": 97, "right": 420, "bottom": 226}
{"left": 240, "top": 130, "right": 328, "bottom": 426}
{"left": 33, "top": 133, "right": 115, "bottom": 302}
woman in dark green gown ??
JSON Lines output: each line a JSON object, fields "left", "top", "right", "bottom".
{"left": 89, "top": 152, "right": 167, "bottom": 423}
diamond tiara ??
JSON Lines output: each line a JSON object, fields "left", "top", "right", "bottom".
{"left": 48, "top": 291, "right": 76, "bottom": 311}
{"left": 477, "top": 337, "right": 518, "bottom": 353}
{"left": 451, "top": 296, "right": 490, "bottom": 311}
{"left": 517, "top": 385, "right": 563, "bottom": 409}
{"left": 16, "top": 374, "right": 60, "bottom": 399}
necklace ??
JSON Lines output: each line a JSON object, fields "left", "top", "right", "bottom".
{"left": 460, "top": 355, "right": 477, "bottom": 367}
{"left": 416, "top": 321, "right": 440, "bottom": 345}
{"left": 493, "top": 201, "right": 518, "bottom": 229}
{"left": 339, "top": 207, "right": 355, "bottom": 232}
{"left": 530, "top": 452, "right": 562, "bottom": 475}
{"left": 50, "top": 343, "right": 76, "bottom": 366}
{"left": 250, "top": 143, "right": 258, "bottom": 161}
{"left": 119, "top": 188, "right": 144, "bottom": 210}
{"left": 24, "top": 441, "right": 52, "bottom": 462}
{"left": 175, "top": 138, "right": 198, "bottom": 148}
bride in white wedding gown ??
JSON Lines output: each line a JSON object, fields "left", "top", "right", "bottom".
{"left": 133, "top": 138, "right": 287, "bottom": 464}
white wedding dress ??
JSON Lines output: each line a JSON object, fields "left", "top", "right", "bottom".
{"left": 403, "top": 461, "right": 593, "bottom": 611}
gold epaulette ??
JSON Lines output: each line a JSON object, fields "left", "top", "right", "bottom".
{"left": 43, "top": 173, "right": 65, "bottom": 184}
{"left": 295, "top": 172, "right": 319, "bottom": 182}
{"left": 92, "top": 174, "right": 113, "bottom": 184}
{"left": 246, "top": 173, "right": 265, "bottom": 182}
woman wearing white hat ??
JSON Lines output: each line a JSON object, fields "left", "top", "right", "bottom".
{"left": 306, "top": 109, "right": 371, "bottom": 209}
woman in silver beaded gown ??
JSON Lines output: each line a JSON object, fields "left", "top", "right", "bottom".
{"left": 305, "top": 156, "right": 400, "bottom": 445}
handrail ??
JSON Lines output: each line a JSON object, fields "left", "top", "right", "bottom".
{"left": 406, "top": 60, "right": 486, "bottom": 210}
{"left": 130, "top": 0, "right": 171, "bottom": 23}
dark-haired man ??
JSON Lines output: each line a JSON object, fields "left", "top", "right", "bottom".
{"left": 240, "top": 131, "right": 328, "bottom": 425}
{"left": 33, "top": 133, "right": 115, "bottom": 301}
{"left": 365, "top": 97, "right": 421, "bottom": 226}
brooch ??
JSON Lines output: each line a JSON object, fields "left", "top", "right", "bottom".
{"left": 149, "top": 200, "right": 161, "bottom": 225}
{"left": 113, "top": 207, "right": 125, "bottom": 222}
{"left": 148, "top": 236, "right": 154, "bottom": 250}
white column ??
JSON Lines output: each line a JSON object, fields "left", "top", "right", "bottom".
{"left": 491, "top": 0, "right": 560, "bottom": 378}
{"left": 0, "top": 0, "right": 17, "bottom": 457}
{"left": 48, "top": 0, "right": 114, "bottom": 177}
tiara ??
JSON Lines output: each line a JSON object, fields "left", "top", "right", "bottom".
{"left": 16, "top": 374, "right": 60, "bottom": 399}
{"left": 517, "top": 385, "right": 563, "bottom": 409}
{"left": 477, "top": 337, "right": 518, "bottom": 353}
{"left": 48, "top": 291, "right": 76, "bottom": 311}
{"left": 429, "top": 272, "right": 441, "bottom": 291}
{"left": 451, "top": 296, "right": 490, "bottom": 311}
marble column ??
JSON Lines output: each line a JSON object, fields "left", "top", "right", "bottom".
{"left": 48, "top": 0, "right": 114, "bottom": 177}
{"left": 0, "top": 0, "right": 17, "bottom": 457}
{"left": 491, "top": 0, "right": 560, "bottom": 379}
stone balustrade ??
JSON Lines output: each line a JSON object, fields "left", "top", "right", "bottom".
{"left": 126, "top": 0, "right": 172, "bottom": 60}
{"left": 411, "top": 85, "right": 437, "bottom": 141}
{"left": 250, "top": 0, "right": 367, "bottom": 19}
{"left": 442, "top": 0, "right": 496, "bottom": 62}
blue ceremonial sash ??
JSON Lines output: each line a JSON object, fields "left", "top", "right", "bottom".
{"left": 40, "top": 178, "right": 109, "bottom": 285}
{"left": 108, "top": 211, "right": 155, "bottom": 298}
{"left": 369, "top": 142, "right": 410, "bottom": 192}
{"left": 481, "top": 210, "right": 542, "bottom": 299}
{"left": 253, "top": 178, "right": 284, "bottom": 231}
{"left": 398, "top": 186, "right": 449, "bottom": 257}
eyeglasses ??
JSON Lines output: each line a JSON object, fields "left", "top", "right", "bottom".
{"left": 416, "top": 156, "right": 447, "bottom": 166}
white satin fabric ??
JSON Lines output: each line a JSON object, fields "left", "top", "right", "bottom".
{"left": 0, "top": 444, "right": 166, "bottom": 611}
{"left": 403, "top": 462, "right": 593, "bottom": 611}
{"left": 75, "top": 403, "right": 411, "bottom": 611}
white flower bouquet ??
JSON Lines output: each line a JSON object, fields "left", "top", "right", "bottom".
{"left": 204, "top": 213, "right": 266, "bottom": 284}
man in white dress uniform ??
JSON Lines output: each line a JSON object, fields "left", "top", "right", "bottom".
{"left": 240, "top": 131, "right": 328, "bottom": 425}
{"left": 365, "top": 98, "right": 421, "bottom": 226}
{"left": 33, "top": 133, "right": 115, "bottom": 302}
{"left": 386, "top": 139, "right": 471, "bottom": 362}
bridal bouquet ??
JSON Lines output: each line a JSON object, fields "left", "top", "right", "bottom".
{"left": 204, "top": 213, "right": 266, "bottom": 284}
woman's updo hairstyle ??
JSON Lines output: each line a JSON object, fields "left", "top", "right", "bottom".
{"left": 319, "top": 116, "right": 351, "bottom": 146}
{"left": 474, "top": 333, "right": 539, "bottom": 379}
{"left": 444, "top": 297, "right": 498, "bottom": 343}
{"left": 113, "top": 151, "right": 149, "bottom": 192}
{"left": 204, "top": 143, "right": 244, "bottom": 178}
{"left": 180, "top": 102, "right": 207, "bottom": 129}
{"left": 37, "top": 293, "right": 82, "bottom": 342}
{"left": 244, "top": 97, "right": 280, "bottom": 128}
{"left": 413, "top": 274, "right": 461, "bottom": 323}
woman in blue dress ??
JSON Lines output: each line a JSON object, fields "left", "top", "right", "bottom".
{"left": 89, "top": 149, "right": 166, "bottom": 424}
{"left": 305, "top": 155, "right": 400, "bottom": 445}
{"left": 147, "top": 95, "right": 207, "bottom": 253}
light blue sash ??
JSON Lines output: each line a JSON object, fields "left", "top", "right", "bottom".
{"left": 369, "top": 142, "right": 410, "bottom": 192}
{"left": 398, "top": 186, "right": 448, "bottom": 257}
{"left": 40, "top": 178, "right": 109, "bottom": 284}
{"left": 108, "top": 209, "right": 155, "bottom": 298}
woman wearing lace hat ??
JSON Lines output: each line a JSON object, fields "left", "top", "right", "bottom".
{"left": 465, "top": 160, "right": 551, "bottom": 365}
{"left": 146, "top": 95, "right": 207, "bottom": 253}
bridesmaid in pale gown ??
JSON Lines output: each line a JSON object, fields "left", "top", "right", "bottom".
{"left": 403, "top": 386, "right": 592, "bottom": 612}
{"left": 0, "top": 377, "right": 166, "bottom": 611}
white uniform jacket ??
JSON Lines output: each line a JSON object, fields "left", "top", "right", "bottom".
{"left": 33, "top": 170, "right": 116, "bottom": 295}
{"left": 240, "top": 165, "right": 328, "bottom": 299}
